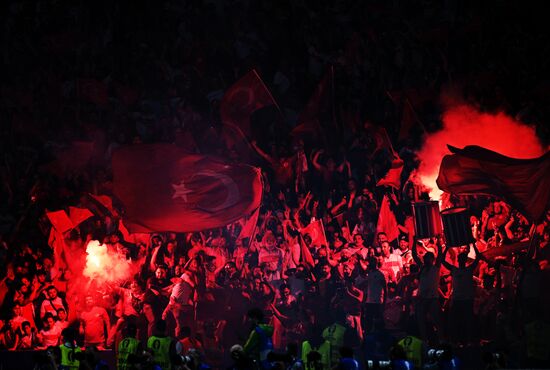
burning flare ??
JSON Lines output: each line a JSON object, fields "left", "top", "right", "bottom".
{"left": 84, "top": 240, "right": 134, "bottom": 285}
{"left": 416, "top": 103, "right": 547, "bottom": 200}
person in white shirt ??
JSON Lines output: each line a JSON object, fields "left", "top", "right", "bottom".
{"left": 163, "top": 257, "right": 200, "bottom": 337}
{"left": 442, "top": 243, "right": 480, "bottom": 344}
{"left": 381, "top": 241, "right": 403, "bottom": 283}
{"left": 395, "top": 236, "right": 413, "bottom": 267}
{"left": 39, "top": 286, "right": 67, "bottom": 321}
{"left": 37, "top": 313, "right": 61, "bottom": 349}
{"left": 258, "top": 231, "right": 283, "bottom": 282}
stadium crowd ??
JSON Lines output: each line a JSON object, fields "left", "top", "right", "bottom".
{"left": 1, "top": 0, "right": 550, "bottom": 369}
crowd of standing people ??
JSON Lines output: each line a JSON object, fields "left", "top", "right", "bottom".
{"left": 1, "top": 0, "right": 550, "bottom": 369}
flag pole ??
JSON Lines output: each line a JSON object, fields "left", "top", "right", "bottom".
{"left": 330, "top": 65, "right": 338, "bottom": 130}
{"left": 404, "top": 98, "right": 427, "bottom": 134}
{"left": 251, "top": 69, "right": 286, "bottom": 123}
{"left": 320, "top": 218, "right": 329, "bottom": 247}
{"left": 246, "top": 168, "right": 264, "bottom": 250}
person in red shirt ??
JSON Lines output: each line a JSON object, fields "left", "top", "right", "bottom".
{"left": 79, "top": 295, "right": 110, "bottom": 349}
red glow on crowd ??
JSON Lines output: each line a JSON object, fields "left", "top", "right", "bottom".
{"left": 417, "top": 103, "right": 548, "bottom": 199}
{"left": 83, "top": 240, "right": 136, "bottom": 286}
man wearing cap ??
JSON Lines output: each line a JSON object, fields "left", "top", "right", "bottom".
{"left": 394, "top": 236, "right": 413, "bottom": 267}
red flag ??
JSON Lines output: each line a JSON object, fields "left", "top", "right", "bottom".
{"left": 68, "top": 207, "right": 94, "bottom": 228}
{"left": 113, "top": 144, "right": 263, "bottom": 232}
{"left": 376, "top": 195, "right": 399, "bottom": 241}
{"left": 46, "top": 210, "right": 73, "bottom": 271}
{"left": 377, "top": 157, "right": 404, "bottom": 189}
{"left": 365, "top": 123, "right": 397, "bottom": 157}
{"left": 300, "top": 239, "right": 315, "bottom": 267}
{"left": 48, "top": 229, "right": 68, "bottom": 271}
{"left": 237, "top": 207, "right": 260, "bottom": 241}
{"left": 300, "top": 219, "right": 328, "bottom": 248}
{"left": 118, "top": 219, "right": 151, "bottom": 245}
{"left": 297, "top": 69, "right": 332, "bottom": 125}
{"left": 436, "top": 145, "right": 550, "bottom": 222}
{"left": 46, "top": 210, "right": 73, "bottom": 234}
{"left": 77, "top": 79, "right": 109, "bottom": 107}
{"left": 220, "top": 70, "right": 277, "bottom": 136}
{"left": 88, "top": 194, "right": 116, "bottom": 216}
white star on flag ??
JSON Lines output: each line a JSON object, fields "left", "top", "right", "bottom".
{"left": 172, "top": 180, "right": 193, "bottom": 202}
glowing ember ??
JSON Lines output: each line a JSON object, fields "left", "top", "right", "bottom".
{"left": 417, "top": 103, "right": 548, "bottom": 200}
{"left": 84, "top": 240, "right": 134, "bottom": 285}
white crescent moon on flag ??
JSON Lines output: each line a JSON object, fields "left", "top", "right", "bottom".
{"left": 195, "top": 170, "right": 240, "bottom": 212}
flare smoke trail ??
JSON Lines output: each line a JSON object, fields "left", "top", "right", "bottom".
{"left": 417, "top": 102, "right": 547, "bottom": 200}
{"left": 83, "top": 240, "right": 135, "bottom": 285}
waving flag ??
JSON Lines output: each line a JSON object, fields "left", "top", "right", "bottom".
{"left": 237, "top": 207, "right": 260, "bottom": 241}
{"left": 300, "top": 219, "right": 328, "bottom": 248}
{"left": 68, "top": 207, "right": 94, "bottom": 228}
{"left": 292, "top": 68, "right": 333, "bottom": 139}
{"left": 377, "top": 156, "right": 404, "bottom": 189}
{"left": 220, "top": 70, "right": 277, "bottom": 136}
{"left": 437, "top": 145, "right": 550, "bottom": 222}
{"left": 46, "top": 210, "right": 73, "bottom": 234}
{"left": 113, "top": 144, "right": 263, "bottom": 232}
{"left": 376, "top": 195, "right": 400, "bottom": 241}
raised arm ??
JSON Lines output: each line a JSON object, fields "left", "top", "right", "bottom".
{"left": 311, "top": 150, "right": 324, "bottom": 172}
{"left": 435, "top": 241, "right": 444, "bottom": 265}
{"left": 470, "top": 243, "right": 481, "bottom": 269}
{"left": 337, "top": 158, "right": 352, "bottom": 178}
{"left": 345, "top": 284, "right": 364, "bottom": 302}
{"left": 441, "top": 246, "right": 454, "bottom": 271}
{"left": 504, "top": 215, "right": 515, "bottom": 240}
{"left": 251, "top": 141, "right": 275, "bottom": 164}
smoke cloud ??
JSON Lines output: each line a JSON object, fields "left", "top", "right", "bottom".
{"left": 417, "top": 102, "right": 547, "bottom": 199}
{"left": 83, "top": 240, "right": 136, "bottom": 285}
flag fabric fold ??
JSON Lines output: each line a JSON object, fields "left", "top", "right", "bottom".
{"left": 46, "top": 210, "right": 74, "bottom": 234}
{"left": 237, "top": 207, "right": 260, "bottom": 242}
{"left": 377, "top": 157, "right": 404, "bottom": 189}
{"left": 292, "top": 68, "right": 333, "bottom": 140}
{"left": 376, "top": 195, "right": 400, "bottom": 242}
{"left": 113, "top": 144, "right": 263, "bottom": 233}
{"left": 220, "top": 70, "right": 277, "bottom": 137}
{"left": 88, "top": 194, "right": 116, "bottom": 216}
{"left": 300, "top": 219, "right": 328, "bottom": 248}
{"left": 436, "top": 145, "right": 550, "bottom": 222}
{"left": 68, "top": 207, "right": 94, "bottom": 228}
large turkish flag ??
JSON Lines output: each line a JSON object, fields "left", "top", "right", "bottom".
{"left": 113, "top": 144, "right": 263, "bottom": 232}
{"left": 437, "top": 145, "right": 550, "bottom": 222}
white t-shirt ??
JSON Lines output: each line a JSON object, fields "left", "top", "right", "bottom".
{"left": 382, "top": 254, "right": 403, "bottom": 281}
{"left": 39, "top": 326, "right": 61, "bottom": 347}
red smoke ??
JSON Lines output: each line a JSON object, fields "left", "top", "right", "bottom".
{"left": 417, "top": 103, "right": 548, "bottom": 199}
{"left": 84, "top": 240, "right": 137, "bottom": 285}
